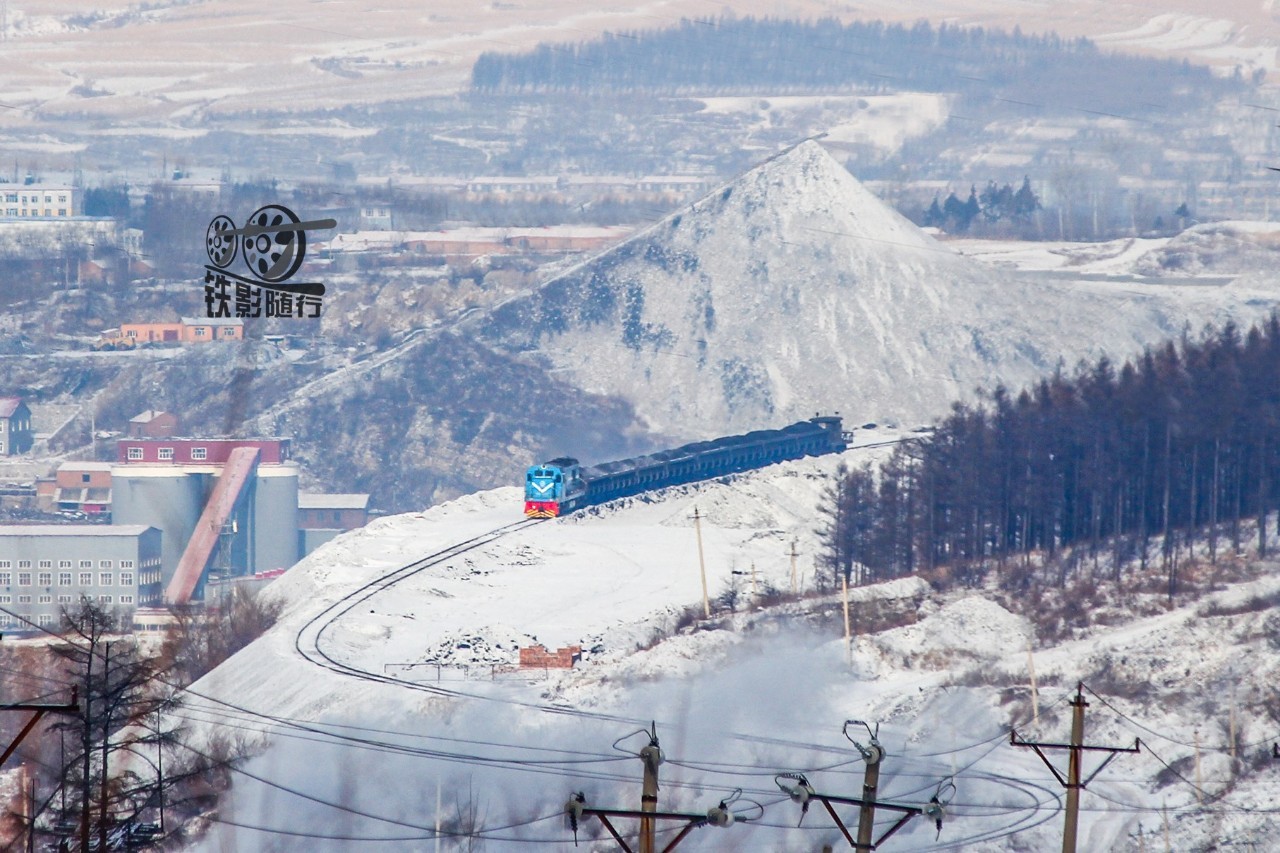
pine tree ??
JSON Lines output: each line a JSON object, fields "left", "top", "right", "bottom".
{"left": 1012, "top": 177, "right": 1040, "bottom": 222}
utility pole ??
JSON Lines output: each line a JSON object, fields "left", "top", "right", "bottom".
{"left": 775, "top": 722, "right": 947, "bottom": 851}
{"left": 790, "top": 541, "right": 798, "bottom": 595}
{"left": 0, "top": 689, "right": 80, "bottom": 767}
{"left": 1193, "top": 731, "right": 1202, "bottom": 804}
{"left": 855, "top": 725, "right": 883, "bottom": 851}
{"left": 692, "top": 507, "right": 710, "bottom": 618}
{"left": 1010, "top": 683, "right": 1139, "bottom": 853}
{"left": 640, "top": 723, "right": 660, "bottom": 853}
{"left": 567, "top": 723, "right": 745, "bottom": 852}
{"left": 1027, "top": 639, "right": 1040, "bottom": 728}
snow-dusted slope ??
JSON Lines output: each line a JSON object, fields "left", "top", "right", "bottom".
{"left": 187, "top": 446, "right": 1280, "bottom": 851}
{"left": 482, "top": 142, "right": 1276, "bottom": 436}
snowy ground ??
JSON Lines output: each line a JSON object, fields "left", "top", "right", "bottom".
{"left": 0, "top": 0, "right": 1272, "bottom": 133}
{"left": 185, "top": 437, "right": 1280, "bottom": 851}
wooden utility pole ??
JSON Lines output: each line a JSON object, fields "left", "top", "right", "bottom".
{"left": 567, "top": 723, "right": 739, "bottom": 852}
{"left": 776, "top": 723, "right": 936, "bottom": 851}
{"left": 1010, "top": 683, "right": 1139, "bottom": 853}
{"left": 855, "top": 735, "right": 884, "bottom": 850}
{"left": 1193, "top": 731, "right": 1202, "bottom": 804}
{"left": 692, "top": 507, "right": 710, "bottom": 618}
{"left": 640, "top": 725, "right": 661, "bottom": 853}
{"left": 434, "top": 780, "right": 442, "bottom": 853}
{"left": 0, "top": 689, "right": 80, "bottom": 767}
{"left": 1062, "top": 685, "right": 1085, "bottom": 853}
{"left": 790, "top": 541, "right": 798, "bottom": 594}
{"left": 1027, "top": 640, "right": 1040, "bottom": 728}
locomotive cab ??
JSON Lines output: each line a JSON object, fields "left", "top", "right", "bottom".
{"left": 524, "top": 457, "right": 584, "bottom": 517}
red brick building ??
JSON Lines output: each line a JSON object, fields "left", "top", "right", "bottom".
{"left": 518, "top": 645, "right": 582, "bottom": 669}
{"left": 116, "top": 438, "right": 291, "bottom": 465}
{"left": 52, "top": 461, "right": 113, "bottom": 514}
{"left": 128, "top": 410, "right": 179, "bottom": 438}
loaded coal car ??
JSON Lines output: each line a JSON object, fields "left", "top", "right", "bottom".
{"left": 523, "top": 416, "right": 846, "bottom": 518}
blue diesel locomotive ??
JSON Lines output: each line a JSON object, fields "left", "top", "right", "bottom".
{"left": 523, "top": 416, "right": 847, "bottom": 518}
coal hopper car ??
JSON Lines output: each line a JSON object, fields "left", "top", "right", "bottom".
{"left": 523, "top": 416, "right": 846, "bottom": 518}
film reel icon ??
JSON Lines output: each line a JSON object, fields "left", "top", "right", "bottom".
{"left": 242, "top": 204, "right": 306, "bottom": 283}
{"left": 205, "top": 215, "right": 238, "bottom": 269}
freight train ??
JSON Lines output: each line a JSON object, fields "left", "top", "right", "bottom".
{"left": 524, "top": 416, "right": 847, "bottom": 518}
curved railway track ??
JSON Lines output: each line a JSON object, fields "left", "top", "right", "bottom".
{"left": 293, "top": 518, "right": 542, "bottom": 700}
{"left": 293, "top": 437, "right": 913, "bottom": 704}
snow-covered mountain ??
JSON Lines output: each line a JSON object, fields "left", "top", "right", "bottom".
{"left": 482, "top": 141, "right": 1275, "bottom": 435}
{"left": 186, "top": 446, "right": 1280, "bottom": 852}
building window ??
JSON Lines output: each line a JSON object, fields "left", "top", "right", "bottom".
{"left": 58, "top": 572, "right": 71, "bottom": 586}
{"left": 0, "top": 573, "right": 8, "bottom": 586}
{"left": 38, "top": 614, "right": 52, "bottom": 627}
{"left": 98, "top": 595, "right": 112, "bottom": 604}
{"left": 222, "top": 328, "right": 235, "bottom": 337}
{"left": 4, "top": 193, "right": 14, "bottom": 202}
{"left": 59, "top": 560, "right": 71, "bottom": 568}
{"left": 18, "top": 573, "right": 30, "bottom": 586}
{"left": 158, "top": 447, "right": 174, "bottom": 461}
{"left": 191, "top": 447, "right": 208, "bottom": 460}
{"left": 127, "top": 447, "right": 143, "bottom": 460}
{"left": 18, "top": 561, "right": 29, "bottom": 569}
{"left": 38, "top": 560, "right": 51, "bottom": 569}
{"left": 120, "top": 572, "right": 134, "bottom": 587}
{"left": 0, "top": 561, "right": 8, "bottom": 569}
{"left": 79, "top": 560, "right": 91, "bottom": 569}
{"left": 119, "top": 595, "right": 134, "bottom": 604}
{"left": 100, "top": 560, "right": 112, "bottom": 569}
{"left": 79, "top": 572, "right": 92, "bottom": 586}
{"left": 18, "top": 595, "right": 30, "bottom": 603}
{"left": 38, "top": 572, "right": 51, "bottom": 586}
{"left": 0, "top": 595, "right": 9, "bottom": 604}
{"left": 99, "top": 573, "right": 113, "bottom": 586}
{"left": 38, "top": 594, "right": 51, "bottom": 604}
{"left": 194, "top": 327, "right": 207, "bottom": 337}
{"left": 120, "top": 560, "right": 134, "bottom": 569}
{"left": 58, "top": 595, "right": 72, "bottom": 604}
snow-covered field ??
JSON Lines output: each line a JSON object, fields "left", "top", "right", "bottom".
{"left": 187, "top": 440, "right": 1280, "bottom": 851}
{"left": 0, "top": 0, "right": 1272, "bottom": 130}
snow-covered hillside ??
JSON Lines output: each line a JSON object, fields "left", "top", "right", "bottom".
{"left": 482, "top": 141, "right": 1277, "bottom": 435}
{"left": 186, "top": 443, "right": 1280, "bottom": 851}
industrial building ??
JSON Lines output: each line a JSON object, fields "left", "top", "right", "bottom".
{"left": 0, "top": 525, "right": 162, "bottom": 631}
{"left": 111, "top": 438, "right": 299, "bottom": 604}
{"left": 298, "top": 493, "right": 371, "bottom": 554}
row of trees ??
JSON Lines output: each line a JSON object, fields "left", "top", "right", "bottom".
{"left": 472, "top": 16, "right": 1249, "bottom": 117}
{"left": 2, "top": 589, "right": 281, "bottom": 850}
{"left": 821, "top": 316, "right": 1280, "bottom": 596}
{"left": 921, "top": 178, "right": 1041, "bottom": 233}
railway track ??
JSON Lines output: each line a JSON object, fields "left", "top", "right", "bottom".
{"left": 292, "top": 518, "right": 541, "bottom": 700}
{"left": 293, "top": 437, "right": 912, "bottom": 698}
